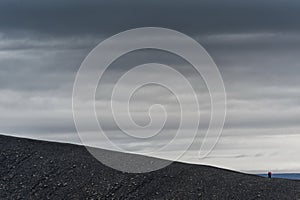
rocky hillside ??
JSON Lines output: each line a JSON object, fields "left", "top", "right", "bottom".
{"left": 0, "top": 135, "right": 299, "bottom": 199}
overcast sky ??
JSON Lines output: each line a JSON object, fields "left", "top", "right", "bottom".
{"left": 0, "top": 0, "right": 300, "bottom": 173}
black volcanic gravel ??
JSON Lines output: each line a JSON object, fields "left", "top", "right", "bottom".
{"left": 0, "top": 135, "right": 299, "bottom": 199}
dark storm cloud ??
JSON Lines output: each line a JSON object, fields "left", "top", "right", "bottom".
{"left": 0, "top": 0, "right": 300, "bottom": 37}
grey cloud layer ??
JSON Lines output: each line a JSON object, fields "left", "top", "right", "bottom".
{"left": 0, "top": 0, "right": 300, "bottom": 172}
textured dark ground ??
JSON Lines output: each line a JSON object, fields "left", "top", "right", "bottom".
{"left": 0, "top": 135, "right": 299, "bottom": 200}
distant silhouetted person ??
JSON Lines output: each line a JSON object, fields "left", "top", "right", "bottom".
{"left": 268, "top": 171, "right": 272, "bottom": 178}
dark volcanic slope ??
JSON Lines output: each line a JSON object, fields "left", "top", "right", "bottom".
{"left": 0, "top": 135, "right": 299, "bottom": 200}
